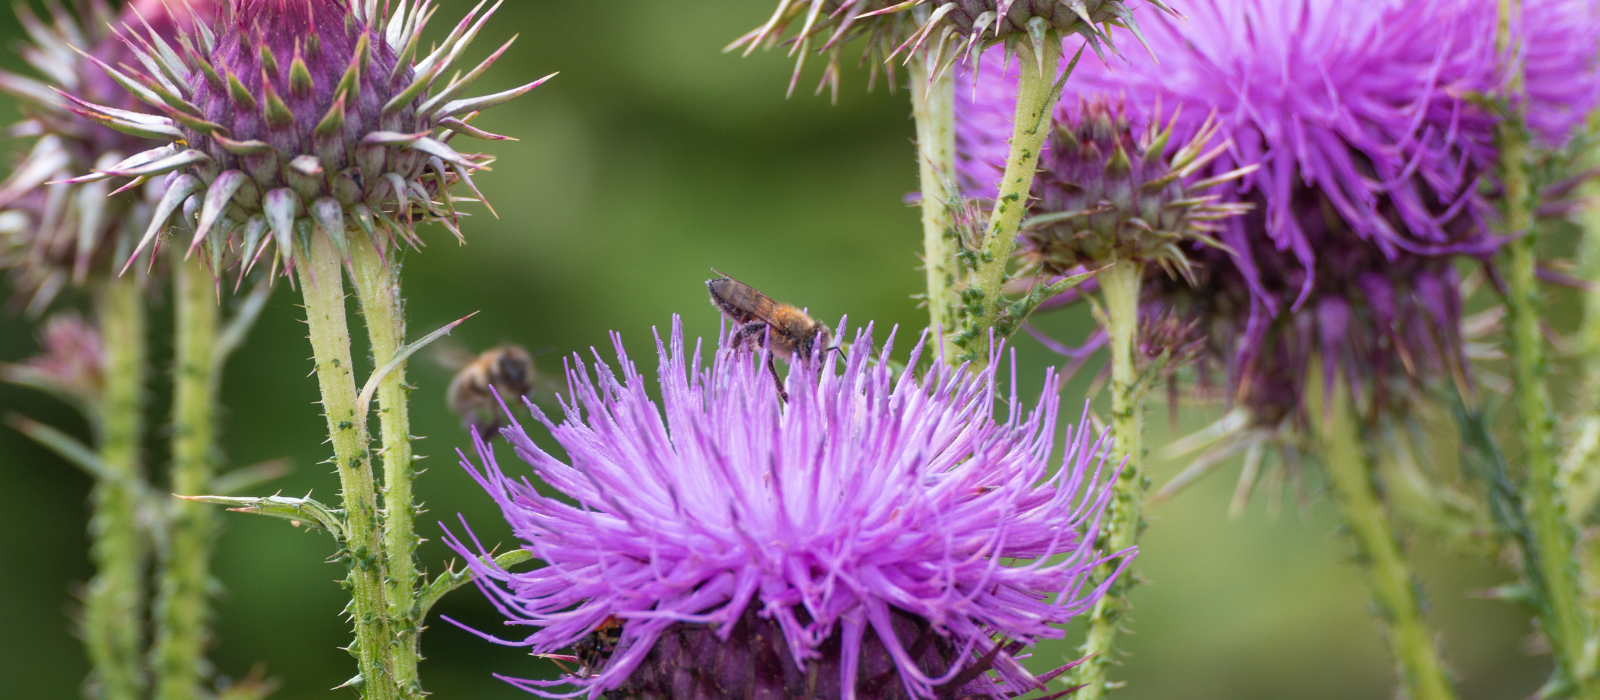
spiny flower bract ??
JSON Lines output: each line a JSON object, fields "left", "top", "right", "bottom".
{"left": 64, "top": 0, "right": 552, "bottom": 281}
{"left": 1014, "top": 99, "right": 1250, "bottom": 281}
{"left": 446, "top": 318, "right": 1131, "bottom": 699}
{"left": 0, "top": 0, "right": 214, "bottom": 313}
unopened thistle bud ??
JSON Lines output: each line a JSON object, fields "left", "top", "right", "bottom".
{"left": 0, "top": 0, "right": 215, "bottom": 313}
{"left": 1017, "top": 100, "right": 1250, "bottom": 281}
{"left": 63, "top": 0, "right": 552, "bottom": 281}
{"left": 733, "top": 0, "right": 1172, "bottom": 96}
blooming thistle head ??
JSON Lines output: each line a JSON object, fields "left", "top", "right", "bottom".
{"left": 60, "top": 0, "right": 553, "bottom": 283}
{"left": 0, "top": 0, "right": 216, "bottom": 313}
{"left": 981, "top": 0, "right": 1519, "bottom": 426}
{"left": 1011, "top": 99, "right": 1251, "bottom": 281}
{"left": 1519, "top": 0, "right": 1600, "bottom": 148}
{"left": 1, "top": 312, "right": 104, "bottom": 417}
{"left": 730, "top": 0, "right": 1172, "bottom": 99}
{"left": 445, "top": 318, "right": 1131, "bottom": 699}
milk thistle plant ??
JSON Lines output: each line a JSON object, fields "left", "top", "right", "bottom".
{"left": 447, "top": 319, "right": 1132, "bottom": 699}
{"left": 0, "top": 4, "right": 281, "bottom": 700}
{"left": 61, "top": 1, "right": 551, "bottom": 698}
{"left": 731, "top": 0, "right": 1170, "bottom": 365}
{"left": 16, "top": 0, "right": 1600, "bottom": 697}
{"left": 956, "top": 86, "right": 1250, "bottom": 698}
{"left": 999, "top": 0, "right": 1600, "bottom": 697}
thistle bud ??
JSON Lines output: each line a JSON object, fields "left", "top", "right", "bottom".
{"left": 1, "top": 312, "right": 104, "bottom": 413}
{"left": 733, "top": 0, "right": 1172, "bottom": 96}
{"left": 1018, "top": 100, "right": 1249, "bottom": 281}
{"left": 0, "top": 0, "right": 215, "bottom": 312}
{"left": 64, "top": 0, "right": 552, "bottom": 280}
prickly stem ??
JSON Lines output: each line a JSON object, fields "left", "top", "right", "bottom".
{"left": 297, "top": 233, "right": 396, "bottom": 700}
{"left": 1322, "top": 386, "right": 1458, "bottom": 700}
{"left": 85, "top": 275, "right": 150, "bottom": 700}
{"left": 348, "top": 233, "right": 423, "bottom": 699}
{"left": 908, "top": 52, "right": 961, "bottom": 364}
{"left": 1072, "top": 259, "right": 1144, "bottom": 699}
{"left": 957, "top": 39, "right": 1062, "bottom": 366}
{"left": 1497, "top": 1, "right": 1599, "bottom": 691}
{"left": 152, "top": 254, "right": 220, "bottom": 700}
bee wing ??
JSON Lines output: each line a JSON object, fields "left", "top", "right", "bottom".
{"left": 432, "top": 340, "right": 477, "bottom": 371}
{"left": 707, "top": 272, "right": 785, "bottom": 326}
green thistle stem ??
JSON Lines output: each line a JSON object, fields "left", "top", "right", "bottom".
{"left": 1497, "top": 0, "right": 1598, "bottom": 690}
{"left": 1322, "top": 386, "right": 1457, "bottom": 700}
{"left": 1501, "top": 134, "right": 1598, "bottom": 694}
{"left": 347, "top": 234, "right": 422, "bottom": 699}
{"left": 1072, "top": 259, "right": 1144, "bottom": 699}
{"left": 296, "top": 233, "right": 395, "bottom": 700}
{"left": 151, "top": 255, "right": 219, "bottom": 700}
{"left": 85, "top": 275, "right": 149, "bottom": 700}
{"left": 956, "top": 40, "right": 1063, "bottom": 366}
{"left": 907, "top": 55, "right": 959, "bottom": 361}
{"left": 1568, "top": 139, "right": 1600, "bottom": 624}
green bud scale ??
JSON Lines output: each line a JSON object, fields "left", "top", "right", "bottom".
{"left": 1020, "top": 100, "right": 1252, "bottom": 281}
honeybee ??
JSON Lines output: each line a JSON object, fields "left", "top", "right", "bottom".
{"left": 441, "top": 344, "right": 537, "bottom": 434}
{"left": 706, "top": 270, "right": 835, "bottom": 401}
{"left": 572, "top": 615, "right": 623, "bottom": 678}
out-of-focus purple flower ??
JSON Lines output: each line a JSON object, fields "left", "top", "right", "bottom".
{"left": 0, "top": 0, "right": 215, "bottom": 313}
{"left": 1, "top": 312, "right": 104, "bottom": 414}
{"left": 954, "top": 0, "right": 1600, "bottom": 428}
{"left": 446, "top": 318, "right": 1131, "bottom": 699}
{"left": 1521, "top": 0, "right": 1600, "bottom": 147}
{"left": 62, "top": 0, "right": 552, "bottom": 280}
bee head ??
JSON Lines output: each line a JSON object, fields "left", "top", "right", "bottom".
{"left": 491, "top": 345, "right": 536, "bottom": 394}
{"left": 801, "top": 324, "right": 834, "bottom": 361}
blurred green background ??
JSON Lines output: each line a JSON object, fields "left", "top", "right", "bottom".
{"left": 0, "top": 1, "right": 1553, "bottom": 698}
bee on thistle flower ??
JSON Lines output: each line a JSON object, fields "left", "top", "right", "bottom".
{"left": 446, "top": 319, "right": 1132, "bottom": 700}
{"left": 60, "top": 0, "right": 553, "bottom": 281}
{"left": 0, "top": 0, "right": 216, "bottom": 313}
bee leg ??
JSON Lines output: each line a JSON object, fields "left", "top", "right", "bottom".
{"left": 731, "top": 321, "right": 770, "bottom": 349}
{"left": 766, "top": 351, "right": 789, "bottom": 403}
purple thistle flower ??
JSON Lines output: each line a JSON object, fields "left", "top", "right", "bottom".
{"left": 1521, "top": 0, "right": 1600, "bottom": 147}
{"left": 956, "top": 0, "right": 1600, "bottom": 430}
{"left": 61, "top": 0, "right": 552, "bottom": 281}
{"left": 0, "top": 0, "right": 216, "bottom": 313}
{"left": 445, "top": 319, "right": 1132, "bottom": 700}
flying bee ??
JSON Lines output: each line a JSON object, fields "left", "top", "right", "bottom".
{"left": 706, "top": 270, "right": 837, "bottom": 401}
{"left": 572, "top": 615, "right": 623, "bottom": 678}
{"left": 438, "top": 343, "right": 542, "bottom": 435}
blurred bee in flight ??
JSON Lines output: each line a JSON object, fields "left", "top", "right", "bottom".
{"left": 436, "top": 343, "right": 554, "bottom": 436}
{"left": 706, "top": 270, "right": 838, "bottom": 401}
